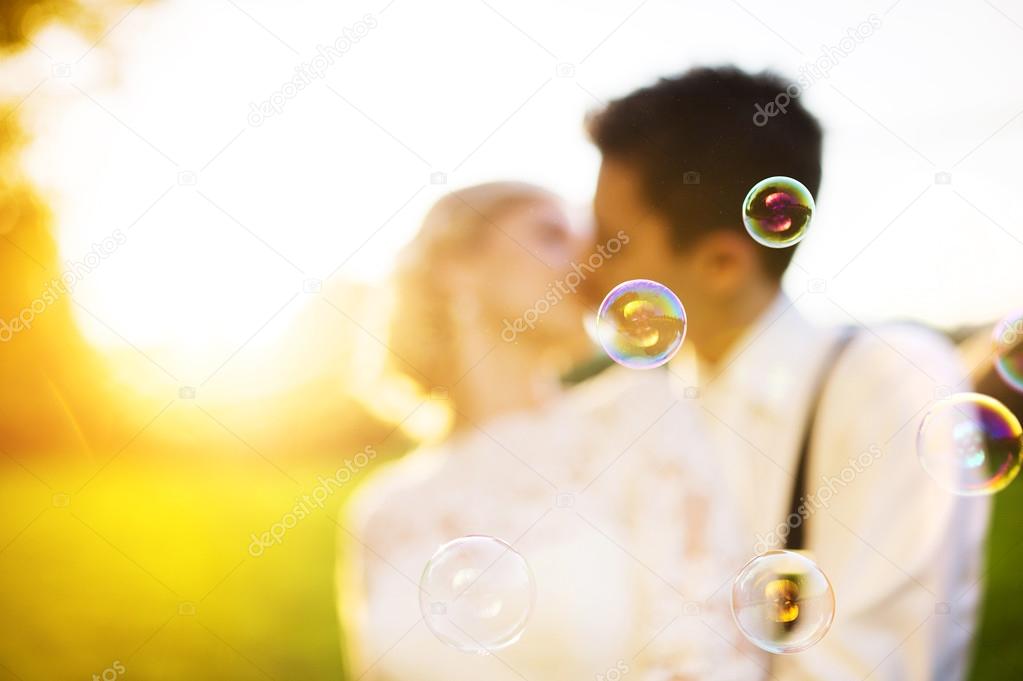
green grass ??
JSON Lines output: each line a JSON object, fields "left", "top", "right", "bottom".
{"left": 967, "top": 475, "right": 1023, "bottom": 680}
{"left": 0, "top": 451, "right": 361, "bottom": 681}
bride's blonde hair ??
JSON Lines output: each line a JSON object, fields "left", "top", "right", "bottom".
{"left": 388, "top": 181, "right": 556, "bottom": 393}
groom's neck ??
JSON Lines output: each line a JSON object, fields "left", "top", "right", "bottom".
{"left": 693, "top": 283, "right": 780, "bottom": 366}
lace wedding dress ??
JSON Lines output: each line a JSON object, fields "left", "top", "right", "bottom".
{"left": 338, "top": 366, "right": 765, "bottom": 680}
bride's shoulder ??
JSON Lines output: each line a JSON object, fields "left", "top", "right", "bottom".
{"left": 559, "top": 363, "right": 675, "bottom": 420}
{"left": 345, "top": 444, "right": 451, "bottom": 539}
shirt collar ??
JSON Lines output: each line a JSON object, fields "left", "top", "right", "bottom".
{"left": 671, "top": 292, "right": 827, "bottom": 415}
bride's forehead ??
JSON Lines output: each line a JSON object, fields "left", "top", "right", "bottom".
{"left": 503, "top": 199, "right": 580, "bottom": 237}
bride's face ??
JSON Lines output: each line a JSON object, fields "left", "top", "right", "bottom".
{"left": 469, "top": 197, "right": 592, "bottom": 351}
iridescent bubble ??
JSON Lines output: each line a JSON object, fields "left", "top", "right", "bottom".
{"left": 419, "top": 535, "right": 535, "bottom": 654}
{"left": 596, "top": 279, "right": 686, "bottom": 370}
{"left": 993, "top": 310, "right": 1023, "bottom": 393}
{"left": 742, "top": 176, "right": 815, "bottom": 248}
{"left": 917, "top": 392, "right": 1022, "bottom": 495}
{"left": 731, "top": 550, "right": 835, "bottom": 654}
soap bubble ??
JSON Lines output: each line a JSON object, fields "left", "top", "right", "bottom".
{"left": 596, "top": 279, "right": 686, "bottom": 369}
{"left": 419, "top": 535, "right": 535, "bottom": 653}
{"left": 917, "top": 392, "right": 1022, "bottom": 495}
{"left": 742, "top": 176, "right": 814, "bottom": 248}
{"left": 993, "top": 311, "right": 1023, "bottom": 393}
{"left": 731, "top": 550, "right": 835, "bottom": 654}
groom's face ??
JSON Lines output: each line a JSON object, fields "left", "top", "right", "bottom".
{"left": 583, "top": 158, "right": 680, "bottom": 305}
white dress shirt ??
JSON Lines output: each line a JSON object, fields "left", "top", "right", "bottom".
{"left": 668, "top": 293, "right": 991, "bottom": 681}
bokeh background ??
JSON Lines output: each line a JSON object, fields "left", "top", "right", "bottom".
{"left": 1, "top": 0, "right": 1022, "bottom": 678}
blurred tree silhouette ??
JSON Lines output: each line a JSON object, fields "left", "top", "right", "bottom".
{"left": 1, "top": 9, "right": 96, "bottom": 455}
{"left": 0, "top": 0, "right": 116, "bottom": 52}
{"left": 0, "top": 1, "right": 171, "bottom": 458}
{"left": 0, "top": 0, "right": 398, "bottom": 460}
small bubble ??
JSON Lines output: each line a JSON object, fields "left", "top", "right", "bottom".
{"left": 742, "top": 176, "right": 814, "bottom": 248}
{"left": 597, "top": 280, "right": 686, "bottom": 370}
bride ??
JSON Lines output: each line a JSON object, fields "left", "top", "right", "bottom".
{"left": 337, "top": 181, "right": 761, "bottom": 680}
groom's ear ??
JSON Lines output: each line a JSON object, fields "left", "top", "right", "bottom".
{"left": 688, "top": 229, "right": 763, "bottom": 297}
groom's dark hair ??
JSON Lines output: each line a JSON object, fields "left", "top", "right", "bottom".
{"left": 586, "top": 66, "right": 823, "bottom": 280}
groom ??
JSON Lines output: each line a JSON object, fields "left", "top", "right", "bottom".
{"left": 582, "top": 67, "right": 990, "bottom": 680}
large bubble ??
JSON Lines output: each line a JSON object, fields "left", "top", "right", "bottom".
{"left": 419, "top": 535, "right": 535, "bottom": 654}
{"left": 917, "top": 392, "right": 1022, "bottom": 495}
{"left": 596, "top": 279, "right": 686, "bottom": 369}
{"left": 731, "top": 550, "right": 835, "bottom": 654}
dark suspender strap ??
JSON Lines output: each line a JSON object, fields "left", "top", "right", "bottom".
{"left": 783, "top": 330, "right": 857, "bottom": 551}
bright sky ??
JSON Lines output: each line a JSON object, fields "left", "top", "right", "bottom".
{"left": 8, "top": 0, "right": 1023, "bottom": 361}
